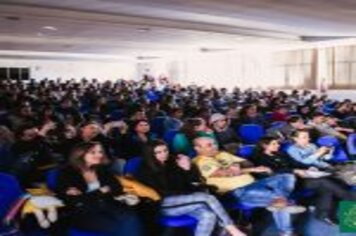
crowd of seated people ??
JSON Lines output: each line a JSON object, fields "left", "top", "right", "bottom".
{"left": 0, "top": 77, "right": 355, "bottom": 236}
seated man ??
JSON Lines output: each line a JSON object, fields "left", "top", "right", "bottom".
{"left": 209, "top": 113, "right": 241, "bottom": 154}
{"left": 193, "top": 137, "right": 305, "bottom": 236}
{"left": 324, "top": 115, "right": 354, "bottom": 136}
{"left": 307, "top": 112, "right": 348, "bottom": 140}
{"left": 266, "top": 115, "right": 309, "bottom": 141}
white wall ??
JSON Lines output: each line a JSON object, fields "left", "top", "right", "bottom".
{"left": 325, "top": 90, "right": 356, "bottom": 101}
{"left": 0, "top": 58, "right": 137, "bottom": 81}
{"left": 1, "top": 57, "right": 355, "bottom": 101}
{"left": 137, "top": 51, "right": 274, "bottom": 90}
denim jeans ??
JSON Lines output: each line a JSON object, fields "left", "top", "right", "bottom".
{"left": 162, "top": 192, "right": 234, "bottom": 236}
{"left": 231, "top": 174, "right": 296, "bottom": 235}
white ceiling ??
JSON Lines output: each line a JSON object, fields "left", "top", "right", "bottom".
{"left": 0, "top": 0, "right": 355, "bottom": 59}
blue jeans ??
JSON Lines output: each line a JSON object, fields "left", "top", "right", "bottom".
{"left": 162, "top": 192, "right": 234, "bottom": 236}
{"left": 231, "top": 174, "right": 296, "bottom": 234}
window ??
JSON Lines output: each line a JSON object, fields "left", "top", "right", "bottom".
{"left": 0, "top": 67, "right": 30, "bottom": 80}
{"left": 0, "top": 68, "right": 7, "bottom": 79}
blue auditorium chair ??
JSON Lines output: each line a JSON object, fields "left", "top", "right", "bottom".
{"left": 0, "top": 173, "right": 23, "bottom": 223}
{"left": 317, "top": 136, "right": 348, "bottom": 162}
{"left": 236, "top": 145, "right": 256, "bottom": 159}
{"left": 163, "top": 130, "right": 179, "bottom": 149}
{"left": 238, "top": 124, "right": 265, "bottom": 144}
{"left": 150, "top": 116, "right": 167, "bottom": 138}
{"left": 122, "top": 156, "right": 143, "bottom": 176}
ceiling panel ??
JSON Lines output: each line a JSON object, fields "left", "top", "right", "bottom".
{"left": 0, "top": 0, "right": 355, "bottom": 59}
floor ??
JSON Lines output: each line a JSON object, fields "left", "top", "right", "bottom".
{"left": 260, "top": 210, "right": 356, "bottom": 236}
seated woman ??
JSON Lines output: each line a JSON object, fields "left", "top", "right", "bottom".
{"left": 136, "top": 140, "right": 245, "bottom": 236}
{"left": 56, "top": 142, "right": 143, "bottom": 236}
{"left": 172, "top": 117, "right": 217, "bottom": 156}
{"left": 238, "top": 104, "right": 267, "bottom": 127}
{"left": 287, "top": 129, "right": 333, "bottom": 169}
{"left": 253, "top": 137, "right": 356, "bottom": 225}
{"left": 121, "top": 119, "right": 157, "bottom": 159}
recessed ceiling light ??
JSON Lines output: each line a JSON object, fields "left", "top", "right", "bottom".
{"left": 136, "top": 56, "right": 159, "bottom": 60}
{"left": 136, "top": 27, "right": 150, "bottom": 33}
{"left": 42, "top": 26, "right": 58, "bottom": 31}
{"left": 4, "top": 16, "right": 20, "bottom": 21}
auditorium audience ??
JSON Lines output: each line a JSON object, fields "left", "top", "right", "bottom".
{"left": 0, "top": 77, "right": 355, "bottom": 236}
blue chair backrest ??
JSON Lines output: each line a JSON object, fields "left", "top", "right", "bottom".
{"left": 236, "top": 145, "right": 256, "bottom": 159}
{"left": 281, "top": 141, "right": 293, "bottom": 153}
{"left": 0, "top": 173, "right": 23, "bottom": 219}
{"left": 238, "top": 124, "right": 265, "bottom": 144}
{"left": 123, "top": 157, "right": 142, "bottom": 176}
{"left": 332, "top": 149, "right": 349, "bottom": 163}
{"left": 150, "top": 117, "right": 167, "bottom": 138}
{"left": 347, "top": 133, "right": 356, "bottom": 155}
{"left": 163, "top": 130, "right": 178, "bottom": 148}
{"left": 46, "top": 169, "right": 60, "bottom": 191}
{"left": 145, "top": 90, "right": 160, "bottom": 102}
{"left": 322, "top": 107, "right": 335, "bottom": 115}
{"left": 270, "top": 121, "right": 286, "bottom": 129}
{"left": 109, "top": 109, "right": 124, "bottom": 121}
{"left": 288, "top": 110, "right": 298, "bottom": 116}
{"left": 69, "top": 229, "right": 108, "bottom": 236}
{"left": 317, "top": 136, "right": 340, "bottom": 148}
{"left": 317, "top": 136, "right": 348, "bottom": 162}
{"left": 264, "top": 112, "right": 273, "bottom": 121}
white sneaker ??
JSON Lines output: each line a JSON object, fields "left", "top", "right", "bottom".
{"left": 267, "top": 205, "right": 306, "bottom": 214}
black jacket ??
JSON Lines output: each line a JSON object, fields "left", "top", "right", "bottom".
{"left": 252, "top": 152, "right": 308, "bottom": 174}
{"left": 136, "top": 161, "right": 205, "bottom": 198}
{"left": 55, "top": 165, "right": 123, "bottom": 209}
